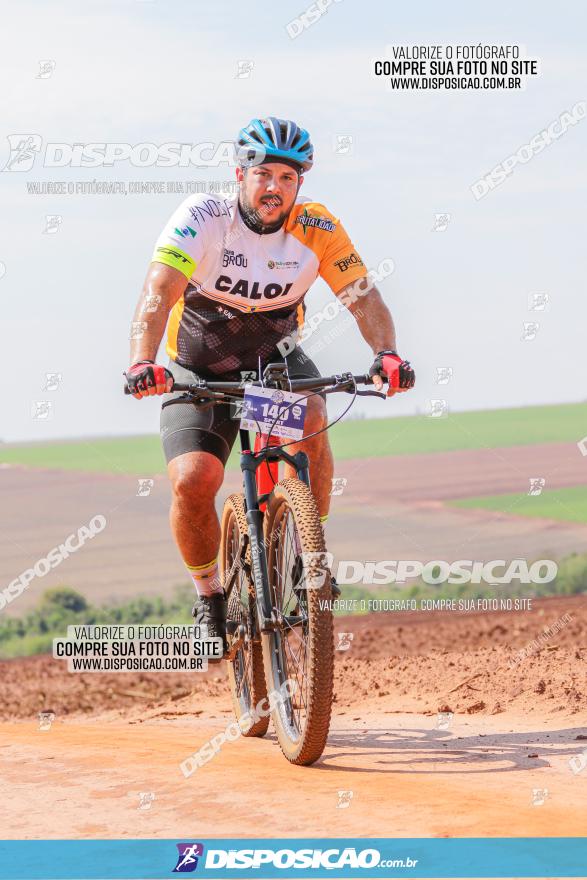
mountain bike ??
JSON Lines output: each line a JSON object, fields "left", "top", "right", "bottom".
{"left": 152, "top": 363, "right": 385, "bottom": 765}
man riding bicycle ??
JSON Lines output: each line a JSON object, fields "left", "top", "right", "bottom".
{"left": 125, "top": 116, "right": 415, "bottom": 653}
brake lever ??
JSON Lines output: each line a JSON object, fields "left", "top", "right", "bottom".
{"left": 352, "top": 388, "right": 386, "bottom": 399}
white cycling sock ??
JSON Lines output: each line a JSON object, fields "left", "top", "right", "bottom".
{"left": 186, "top": 558, "right": 224, "bottom": 597}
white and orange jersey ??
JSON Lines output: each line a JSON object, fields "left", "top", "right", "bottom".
{"left": 151, "top": 192, "right": 367, "bottom": 374}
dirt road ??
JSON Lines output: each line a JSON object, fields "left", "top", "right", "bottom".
{"left": 2, "top": 712, "right": 585, "bottom": 840}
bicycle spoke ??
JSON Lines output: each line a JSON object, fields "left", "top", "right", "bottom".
{"left": 281, "top": 633, "right": 308, "bottom": 705}
{"left": 286, "top": 632, "right": 308, "bottom": 716}
{"left": 281, "top": 514, "right": 298, "bottom": 609}
{"left": 269, "top": 504, "right": 315, "bottom": 737}
{"left": 229, "top": 519, "right": 255, "bottom": 704}
{"left": 283, "top": 636, "right": 308, "bottom": 729}
{"left": 287, "top": 633, "right": 309, "bottom": 710}
{"left": 283, "top": 620, "right": 307, "bottom": 671}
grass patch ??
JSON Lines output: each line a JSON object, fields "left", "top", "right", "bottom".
{"left": 451, "top": 486, "right": 587, "bottom": 524}
{"left": 0, "top": 585, "right": 193, "bottom": 660}
{"left": 1, "top": 402, "right": 586, "bottom": 474}
{"left": 0, "top": 435, "right": 167, "bottom": 476}
{"left": 327, "top": 402, "right": 587, "bottom": 461}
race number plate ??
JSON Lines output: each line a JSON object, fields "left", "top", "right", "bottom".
{"left": 240, "top": 385, "right": 307, "bottom": 440}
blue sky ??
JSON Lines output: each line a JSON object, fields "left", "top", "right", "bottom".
{"left": 1, "top": 0, "right": 586, "bottom": 441}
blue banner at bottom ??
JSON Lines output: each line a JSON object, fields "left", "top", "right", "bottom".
{"left": 0, "top": 838, "right": 585, "bottom": 879}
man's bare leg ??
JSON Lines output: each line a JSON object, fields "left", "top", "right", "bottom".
{"left": 168, "top": 450, "right": 228, "bottom": 652}
{"left": 282, "top": 395, "right": 333, "bottom": 517}
{"left": 168, "top": 450, "right": 226, "bottom": 593}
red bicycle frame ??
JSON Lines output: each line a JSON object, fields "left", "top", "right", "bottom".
{"left": 254, "top": 432, "right": 282, "bottom": 511}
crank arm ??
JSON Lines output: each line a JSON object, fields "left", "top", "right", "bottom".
{"left": 226, "top": 630, "right": 245, "bottom": 661}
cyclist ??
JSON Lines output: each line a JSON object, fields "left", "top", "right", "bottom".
{"left": 125, "top": 117, "right": 415, "bottom": 653}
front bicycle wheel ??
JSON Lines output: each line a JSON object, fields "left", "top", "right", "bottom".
{"left": 220, "top": 494, "right": 269, "bottom": 737}
{"left": 262, "top": 478, "right": 334, "bottom": 765}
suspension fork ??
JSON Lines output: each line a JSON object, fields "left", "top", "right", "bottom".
{"left": 240, "top": 430, "right": 274, "bottom": 631}
{"left": 254, "top": 431, "right": 311, "bottom": 491}
{"left": 239, "top": 430, "right": 311, "bottom": 631}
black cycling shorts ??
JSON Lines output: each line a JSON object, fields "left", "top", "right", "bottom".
{"left": 160, "top": 348, "right": 324, "bottom": 466}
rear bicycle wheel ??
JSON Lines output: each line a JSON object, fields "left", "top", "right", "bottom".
{"left": 220, "top": 494, "right": 269, "bottom": 737}
{"left": 262, "top": 477, "right": 334, "bottom": 765}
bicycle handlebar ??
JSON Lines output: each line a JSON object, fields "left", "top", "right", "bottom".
{"left": 124, "top": 371, "right": 386, "bottom": 398}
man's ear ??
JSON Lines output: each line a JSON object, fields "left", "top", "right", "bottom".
{"left": 236, "top": 166, "right": 245, "bottom": 183}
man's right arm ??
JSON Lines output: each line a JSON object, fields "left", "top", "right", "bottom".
{"left": 126, "top": 263, "right": 188, "bottom": 398}
{"left": 129, "top": 262, "right": 187, "bottom": 364}
{"left": 127, "top": 194, "right": 207, "bottom": 396}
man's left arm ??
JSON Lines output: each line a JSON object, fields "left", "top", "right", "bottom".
{"left": 317, "top": 212, "right": 415, "bottom": 397}
{"left": 338, "top": 281, "right": 414, "bottom": 396}
{"left": 342, "top": 281, "right": 396, "bottom": 355}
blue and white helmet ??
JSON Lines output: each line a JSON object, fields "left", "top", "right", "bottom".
{"left": 236, "top": 117, "right": 314, "bottom": 172}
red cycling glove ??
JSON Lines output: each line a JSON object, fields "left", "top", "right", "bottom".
{"left": 369, "top": 350, "right": 415, "bottom": 394}
{"left": 124, "top": 360, "right": 173, "bottom": 399}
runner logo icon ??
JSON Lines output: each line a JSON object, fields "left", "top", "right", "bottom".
{"left": 2, "top": 134, "right": 42, "bottom": 171}
{"left": 173, "top": 843, "right": 204, "bottom": 872}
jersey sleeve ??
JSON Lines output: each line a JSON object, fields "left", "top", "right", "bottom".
{"left": 319, "top": 219, "right": 367, "bottom": 294}
{"left": 151, "top": 197, "right": 207, "bottom": 280}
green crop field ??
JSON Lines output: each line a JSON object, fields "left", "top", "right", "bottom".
{"left": 0, "top": 435, "right": 166, "bottom": 476}
{"left": 1, "top": 401, "right": 585, "bottom": 475}
{"left": 451, "top": 485, "right": 587, "bottom": 525}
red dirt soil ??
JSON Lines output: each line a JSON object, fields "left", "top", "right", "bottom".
{"left": 1, "top": 596, "right": 585, "bottom": 722}
{"left": 1, "top": 596, "right": 586, "bottom": 843}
